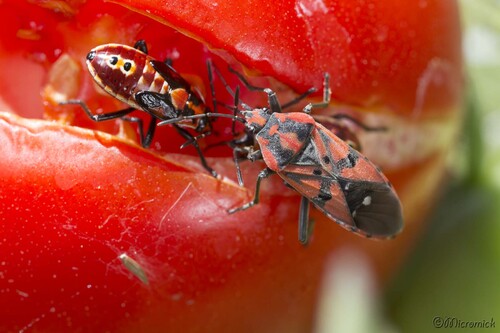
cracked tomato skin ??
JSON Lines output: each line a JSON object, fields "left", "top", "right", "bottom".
{"left": 0, "top": 0, "right": 462, "bottom": 332}
{"left": 118, "top": 0, "right": 463, "bottom": 114}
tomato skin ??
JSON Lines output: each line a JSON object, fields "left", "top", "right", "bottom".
{"left": 0, "top": 113, "right": 386, "bottom": 333}
{"left": 0, "top": 0, "right": 463, "bottom": 332}
{"left": 117, "top": 0, "right": 463, "bottom": 114}
{"left": 0, "top": 113, "right": 283, "bottom": 332}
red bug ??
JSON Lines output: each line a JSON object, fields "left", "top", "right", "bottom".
{"left": 159, "top": 73, "right": 404, "bottom": 244}
{"left": 62, "top": 40, "right": 218, "bottom": 177}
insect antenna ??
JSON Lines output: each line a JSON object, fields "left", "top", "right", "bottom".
{"left": 232, "top": 86, "right": 241, "bottom": 135}
{"left": 228, "top": 66, "right": 319, "bottom": 114}
{"left": 227, "top": 66, "right": 283, "bottom": 113}
{"left": 157, "top": 112, "right": 245, "bottom": 127}
{"left": 207, "top": 59, "right": 220, "bottom": 116}
{"left": 207, "top": 59, "right": 240, "bottom": 116}
{"left": 209, "top": 63, "right": 252, "bottom": 111}
{"left": 227, "top": 66, "right": 266, "bottom": 92}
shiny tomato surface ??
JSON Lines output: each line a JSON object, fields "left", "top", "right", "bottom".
{"left": 0, "top": 0, "right": 462, "bottom": 332}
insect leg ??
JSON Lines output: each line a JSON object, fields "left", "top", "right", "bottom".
{"left": 61, "top": 100, "right": 158, "bottom": 148}
{"left": 247, "top": 149, "right": 263, "bottom": 162}
{"left": 262, "top": 88, "right": 282, "bottom": 113}
{"left": 298, "top": 196, "right": 311, "bottom": 245}
{"left": 202, "top": 59, "right": 219, "bottom": 142}
{"left": 232, "top": 146, "right": 250, "bottom": 186}
{"left": 173, "top": 124, "right": 218, "bottom": 178}
{"left": 301, "top": 73, "right": 385, "bottom": 131}
{"left": 206, "top": 59, "right": 219, "bottom": 114}
{"left": 179, "top": 131, "right": 211, "bottom": 149}
{"left": 330, "top": 114, "right": 387, "bottom": 132}
{"left": 133, "top": 40, "right": 148, "bottom": 54}
{"left": 281, "top": 88, "right": 317, "bottom": 110}
{"left": 227, "top": 67, "right": 281, "bottom": 111}
{"left": 121, "top": 116, "right": 144, "bottom": 143}
{"left": 231, "top": 141, "right": 260, "bottom": 186}
{"left": 116, "top": 115, "right": 157, "bottom": 148}
{"left": 61, "top": 100, "right": 135, "bottom": 122}
{"left": 128, "top": 115, "right": 158, "bottom": 148}
{"left": 205, "top": 62, "right": 252, "bottom": 156}
{"left": 303, "top": 73, "right": 331, "bottom": 113}
{"left": 143, "top": 116, "right": 158, "bottom": 148}
{"left": 228, "top": 168, "right": 274, "bottom": 214}
{"left": 208, "top": 61, "right": 253, "bottom": 114}
{"left": 227, "top": 66, "right": 266, "bottom": 92}
{"left": 228, "top": 67, "right": 316, "bottom": 112}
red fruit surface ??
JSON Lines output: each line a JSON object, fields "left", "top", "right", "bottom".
{"left": 0, "top": 0, "right": 462, "bottom": 332}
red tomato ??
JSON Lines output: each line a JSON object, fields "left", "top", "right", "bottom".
{"left": 119, "top": 0, "right": 463, "bottom": 114}
{"left": 0, "top": 0, "right": 462, "bottom": 332}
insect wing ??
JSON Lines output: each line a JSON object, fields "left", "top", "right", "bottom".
{"left": 279, "top": 165, "right": 359, "bottom": 234}
{"left": 311, "top": 123, "right": 387, "bottom": 183}
{"left": 335, "top": 177, "right": 403, "bottom": 238}
{"left": 280, "top": 164, "right": 402, "bottom": 238}
{"left": 135, "top": 91, "right": 177, "bottom": 120}
{"left": 281, "top": 124, "right": 403, "bottom": 238}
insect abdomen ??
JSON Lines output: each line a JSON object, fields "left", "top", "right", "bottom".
{"left": 87, "top": 44, "right": 170, "bottom": 109}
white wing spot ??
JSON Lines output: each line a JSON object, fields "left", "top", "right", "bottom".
{"left": 362, "top": 195, "right": 372, "bottom": 206}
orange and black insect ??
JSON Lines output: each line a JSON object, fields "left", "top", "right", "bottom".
{"left": 158, "top": 73, "right": 404, "bottom": 244}
{"left": 62, "top": 40, "right": 218, "bottom": 177}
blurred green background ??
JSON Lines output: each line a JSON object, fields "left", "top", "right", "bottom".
{"left": 387, "top": 0, "right": 500, "bottom": 332}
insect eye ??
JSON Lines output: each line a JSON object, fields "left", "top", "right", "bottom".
{"left": 86, "top": 51, "right": 96, "bottom": 61}
{"left": 109, "top": 56, "right": 118, "bottom": 65}
{"left": 123, "top": 62, "right": 132, "bottom": 71}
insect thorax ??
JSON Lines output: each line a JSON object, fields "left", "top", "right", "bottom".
{"left": 256, "top": 112, "right": 316, "bottom": 171}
